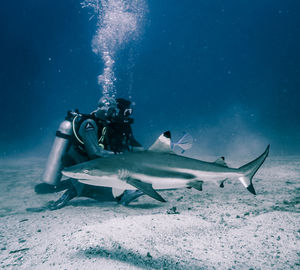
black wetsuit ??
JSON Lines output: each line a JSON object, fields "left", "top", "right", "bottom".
{"left": 47, "top": 114, "right": 142, "bottom": 210}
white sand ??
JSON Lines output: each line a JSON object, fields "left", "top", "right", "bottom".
{"left": 0, "top": 156, "right": 299, "bottom": 269}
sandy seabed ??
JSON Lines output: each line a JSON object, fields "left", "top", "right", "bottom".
{"left": 0, "top": 156, "right": 299, "bottom": 269}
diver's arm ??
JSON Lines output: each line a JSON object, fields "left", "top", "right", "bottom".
{"left": 78, "top": 118, "right": 111, "bottom": 159}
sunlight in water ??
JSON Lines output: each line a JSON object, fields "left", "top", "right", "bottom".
{"left": 82, "top": 0, "right": 147, "bottom": 99}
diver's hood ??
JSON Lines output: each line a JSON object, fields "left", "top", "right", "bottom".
{"left": 93, "top": 96, "right": 119, "bottom": 121}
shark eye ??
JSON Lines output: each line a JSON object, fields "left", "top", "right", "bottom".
{"left": 83, "top": 170, "right": 89, "bottom": 174}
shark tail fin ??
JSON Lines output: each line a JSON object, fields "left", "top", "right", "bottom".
{"left": 238, "top": 145, "right": 270, "bottom": 195}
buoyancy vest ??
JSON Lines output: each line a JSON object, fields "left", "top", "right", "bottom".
{"left": 70, "top": 111, "right": 135, "bottom": 153}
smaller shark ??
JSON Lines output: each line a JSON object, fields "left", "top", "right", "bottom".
{"left": 62, "top": 131, "right": 269, "bottom": 203}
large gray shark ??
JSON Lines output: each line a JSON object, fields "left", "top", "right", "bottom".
{"left": 62, "top": 131, "right": 269, "bottom": 203}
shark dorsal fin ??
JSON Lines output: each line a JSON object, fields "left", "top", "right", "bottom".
{"left": 148, "top": 131, "right": 172, "bottom": 153}
{"left": 214, "top": 157, "right": 228, "bottom": 167}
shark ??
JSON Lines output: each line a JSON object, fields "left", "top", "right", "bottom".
{"left": 62, "top": 131, "right": 269, "bottom": 203}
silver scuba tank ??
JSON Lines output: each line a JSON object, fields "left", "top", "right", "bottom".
{"left": 42, "top": 119, "right": 73, "bottom": 185}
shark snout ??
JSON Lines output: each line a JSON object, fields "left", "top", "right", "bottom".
{"left": 61, "top": 168, "right": 74, "bottom": 178}
{"left": 62, "top": 166, "right": 92, "bottom": 179}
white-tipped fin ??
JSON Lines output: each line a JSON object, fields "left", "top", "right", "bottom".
{"left": 148, "top": 131, "right": 172, "bottom": 153}
{"left": 171, "top": 132, "right": 193, "bottom": 153}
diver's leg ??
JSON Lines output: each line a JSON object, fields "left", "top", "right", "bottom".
{"left": 79, "top": 185, "right": 115, "bottom": 201}
{"left": 47, "top": 182, "right": 116, "bottom": 210}
{"left": 74, "top": 185, "right": 143, "bottom": 205}
{"left": 48, "top": 185, "right": 143, "bottom": 209}
{"left": 35, "top": 179, "right": 73, "bottom": 194}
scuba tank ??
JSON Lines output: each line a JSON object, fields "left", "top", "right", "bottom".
{"left": 42, "top": 115, "right": 74, "bottom": 185}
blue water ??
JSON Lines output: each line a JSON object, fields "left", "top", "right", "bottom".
{"left": 1, "top": 0, "right": 299, "bottom": 158}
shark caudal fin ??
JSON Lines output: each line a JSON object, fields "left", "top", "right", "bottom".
{"left": 238, "top": 145, "right": 270, "bottom": 195}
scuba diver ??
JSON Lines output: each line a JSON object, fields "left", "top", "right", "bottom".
{"left": 35, "top": 96, "right": 144, "bottom": 209}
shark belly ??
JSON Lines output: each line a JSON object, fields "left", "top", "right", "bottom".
{"left": 131, "top": 173, "right": 189, "bottom": 189}
{"left": 78, "top": 176, "right": 136, "bottom": 190}
{"left": 78, "top": 174, "right": 190, "bottom": 190}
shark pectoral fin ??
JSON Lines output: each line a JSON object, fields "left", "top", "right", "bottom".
{"left": 188, "top": 180, "right": 203, "bottom": 191}
{"left": 112, "top": 188, "right": 125, "bottom": 199}
{"left": 126, "top": 178, "right": 166, "bottom": 203}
